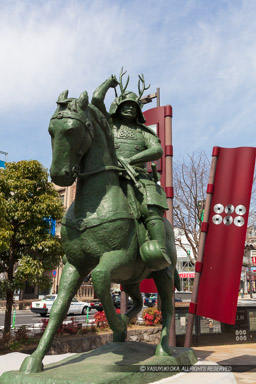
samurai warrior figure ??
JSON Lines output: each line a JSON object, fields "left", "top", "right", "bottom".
{"left": 91, "top": 68, "right": 171, "bottom": 271}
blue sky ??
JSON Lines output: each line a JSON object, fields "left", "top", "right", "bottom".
{"left": 1, "top": 0, "right": 256, "bottom": 170}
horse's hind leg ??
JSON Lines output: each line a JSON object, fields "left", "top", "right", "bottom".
{"left": 113, "top": 283, "right": 143, "bottom": 342}
{"left": 152, "top": 268, "right": 174, "bottom": 356}
{"left": 122, "top": 283, "right": 143, "bottom": 320}
{"left": 91, "top": 250, "right": 130, "bottom": 336}
{"left": 20, "top": 262, "right": 85, "bottom": 374}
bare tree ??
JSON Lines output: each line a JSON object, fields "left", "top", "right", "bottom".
{"left": 247, "top": 169, "right": 256, "bottom": 228}
{"left": 173, "top": 151, "right": 210, "bottom": 263}
{"left": 173, "top": 151, "right": 256, "bottom": 266}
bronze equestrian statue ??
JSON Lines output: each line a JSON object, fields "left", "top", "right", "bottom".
{"left": 20, "top": 70, "right": 180, "bottom": 374}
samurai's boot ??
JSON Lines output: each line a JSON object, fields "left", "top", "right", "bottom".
{"left": 140, "top": 216, "right": 171, "bottom": 271}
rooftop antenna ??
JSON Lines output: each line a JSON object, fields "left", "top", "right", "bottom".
{"left": 0, "top": 151, "right": 8, "bottom": 161}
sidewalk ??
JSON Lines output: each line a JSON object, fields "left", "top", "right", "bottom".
{"left": 237, "top": 294, "right": 256, "bottom": 303}
{"left": 1, "top": 344, "right": 256, "bottom": 383}
{"left": 193, "top": 343, "right": 256, "bottom": 384}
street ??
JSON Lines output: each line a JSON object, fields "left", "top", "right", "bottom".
{"left": 0, "top": 305, "right": 147, "bottom": 329}
{"left": 0, "top": 309, "right": 97, "bottom": 328}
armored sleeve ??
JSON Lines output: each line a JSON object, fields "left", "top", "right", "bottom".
{"left": 91, "top": 79, "right": 112, "bottom": 119}
{"left": 129, "top": 130, "right": 163, "bottom": 166}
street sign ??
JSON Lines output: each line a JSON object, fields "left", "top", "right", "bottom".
{"left": 179, "top": 273, "right": 195, "bottom": 279}
{"left": 52, "top": 270, "right": 57, "bottom": 277}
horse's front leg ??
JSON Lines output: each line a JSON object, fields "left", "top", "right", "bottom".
{"left": 91, "top": 250, "right": 130, "bottom": 338}
{"left": 20, "top": 262, "right": 85, "bottom": 374}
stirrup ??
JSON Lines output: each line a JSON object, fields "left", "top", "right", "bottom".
{"left": 140, "top": 240, "right": 171, "bottom": 271}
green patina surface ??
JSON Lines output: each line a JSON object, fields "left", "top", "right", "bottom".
{"left": 0, "top": 342, "right": 197, "bottom": 384}
{"left": 10, "top": 69, "right": 196, "bottom": 379}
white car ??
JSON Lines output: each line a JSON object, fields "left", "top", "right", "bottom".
{"left": 30, "top": 294, "right": 91, "bottom": 317}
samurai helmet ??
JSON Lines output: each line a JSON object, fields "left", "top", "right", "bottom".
{"left": 109, "top": 68, "right": 150, "bottom": 124}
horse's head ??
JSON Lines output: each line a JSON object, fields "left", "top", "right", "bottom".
{"left": 49, "top": 90, "right": 94, "bottom": 186}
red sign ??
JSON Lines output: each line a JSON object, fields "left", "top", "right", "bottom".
{"left": 252, "top": 257, "right": 256, "bottom": 266}
{"left": 179, "top": 273, "right": 195, "bottom": 278}
{"left": 139, "top": 106, "right": 173, "bottom": 293}
{"left": 196, "top": 147, "right": 256, "bottom": 324}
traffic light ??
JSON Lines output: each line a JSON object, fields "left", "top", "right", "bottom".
{"left": 197, "top": 200, "right": 206, "bottom": 222}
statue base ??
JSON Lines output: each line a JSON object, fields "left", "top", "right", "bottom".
{"left": 0, "top": 342, "right": 197, "bottom": 384}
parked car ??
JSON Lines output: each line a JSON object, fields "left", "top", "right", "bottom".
{"left": 144, "top": 294, "right": 157, "bottom": 307}
{"left": 30, "top": 294, "right": 91, "bottom": 317}
{"left": 112, "top": 294, "right": 133, "bottom": 309}
{"left": 90, "top": 300, "right": 103, "bottom": 312}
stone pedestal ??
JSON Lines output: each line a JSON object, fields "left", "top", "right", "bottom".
{"left": 0, "top": 342, "right": 197, "bottom": 384}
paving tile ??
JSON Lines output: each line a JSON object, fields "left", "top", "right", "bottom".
{"left": 194, "top": 343, "right": 256, "bottom": 383}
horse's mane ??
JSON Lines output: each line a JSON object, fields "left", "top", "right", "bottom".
{"left": 88, "top": 103, "right": 117, "bottom": 161}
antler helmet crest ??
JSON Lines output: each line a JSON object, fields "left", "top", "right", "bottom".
{"left": 109, "top": 67, "right": 150, "bottom": 123}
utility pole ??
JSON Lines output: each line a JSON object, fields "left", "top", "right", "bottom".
{"left": 249, "top": 252, "right": 253, "bottom": 298}
{"left": 141, "top": 88, "right": 160, "bottom": 107}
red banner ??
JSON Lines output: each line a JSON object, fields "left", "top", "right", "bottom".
{"left": 196, "top": 147, "right": 256, "bottom": 324}
{"left": 140, "top": 279, "right": 158, "bottom": 293}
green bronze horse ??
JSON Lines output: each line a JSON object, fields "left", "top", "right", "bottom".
{"left": 20, "top": 89, "right": 178, "bottom": 374}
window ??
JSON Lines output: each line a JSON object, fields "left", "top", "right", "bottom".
{"left": 59, "top": 194, "right": 65, "bottom": 205}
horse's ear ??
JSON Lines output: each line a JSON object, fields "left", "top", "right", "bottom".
{"left": 78, "top": 90, "right": 89, "bottom": 110}
{"left": 57, "top": 90, "right": 69, "bottom": 103}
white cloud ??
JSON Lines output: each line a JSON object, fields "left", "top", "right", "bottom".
{"left": 0, "top": 0, "right": 172, "bottom": 110}
{"left": 158, "top": 1, "right": 256, "bottom": 153}
{"left": 1, "top": 0, "right": 256, "bottom": 167}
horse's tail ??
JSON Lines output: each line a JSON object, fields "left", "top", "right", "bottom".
{"left": 166, "top": 266, "right": 180, "bottom": 291}
{"left": 174, "top": 268, "right": 181, "bottom": 291}
{"left": 164, "top": 218, "right": 181, "bottom": 291}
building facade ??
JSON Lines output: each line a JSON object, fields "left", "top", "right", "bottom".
{"left": 174, "top": 228, "right": 195, "bottom": 292}
{"left": 243, "top": 225, "right": 256, "bottom": 293}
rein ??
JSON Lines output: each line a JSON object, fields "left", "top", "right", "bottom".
{"left": 76, "top": 165, "right": 123, "bottom": 178}
{"left": 76, "top": 160, "right": 143, "bottom": 188}
{"left": 76, "top": 163, "right": 143, "bottom": 190}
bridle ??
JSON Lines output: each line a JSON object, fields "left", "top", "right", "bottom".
{"left": 50, "top": 109, "right": 141, "bottom": 186}
{"left": 50, "top": 109, "right": 95, "bottom": 178}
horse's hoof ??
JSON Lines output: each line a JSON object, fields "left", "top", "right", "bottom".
{"left": 113, "top": 329, "right": 127, "bottom": 342}
{"left": 155, "top": 344, "right": 173, "bottom": 356}
{"left": 20, "top": 355, "right": 44, "bottom": 374}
